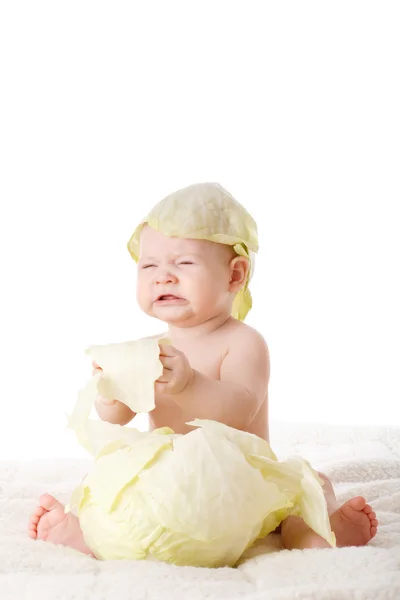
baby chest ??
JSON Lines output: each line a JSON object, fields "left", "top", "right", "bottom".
{"left": 179, "top": 343, "right": 225, "bottom": 380}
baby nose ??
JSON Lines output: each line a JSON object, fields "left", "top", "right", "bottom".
{"left": 156, "top": 269, "right": 177, "bottom": 284}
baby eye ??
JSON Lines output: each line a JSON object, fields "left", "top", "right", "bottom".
{"left": 141, "top": 264, "right": 156, "bottom": 269}
{"left": 177, "top": 261, "right": 194, "bottom": 265}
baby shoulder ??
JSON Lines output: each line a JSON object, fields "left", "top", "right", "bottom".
{"left": 229, "top": 322, "right": 270, "bottom": 363}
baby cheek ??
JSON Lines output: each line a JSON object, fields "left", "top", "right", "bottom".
{"left": 195, "top": 278, "right": 217, "bottom": 302}
{"left": 136, "top": 280, "right": 150, "bottom": 307}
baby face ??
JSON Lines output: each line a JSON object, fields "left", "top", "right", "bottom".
{"left": 136, "top": 226, "right": 239, "bottom": 326}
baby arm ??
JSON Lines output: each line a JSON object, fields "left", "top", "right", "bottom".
{"left": 91, "top": 332, "right": 168, "bottom": 426}
{"left": 92, "top": 361, "right": 136, "bottom": 426}
{"left": 95, "top": 397, "right": 136, "bottom": 426}
{"left": 158, "top": 329, "right": 270, "bottom": 430}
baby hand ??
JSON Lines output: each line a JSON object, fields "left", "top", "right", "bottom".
{"left": 91, "top": 360, "right": 118, "bottom": 406}
{"left": 156, "top": 344, "right": 193, "bottom": 394}
{"left": 92, "top": 360, "right": 102, "bottom": 376}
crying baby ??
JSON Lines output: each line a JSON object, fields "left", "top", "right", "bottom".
{"left": 28, "top": 183, "right": 378, "bottom": 566}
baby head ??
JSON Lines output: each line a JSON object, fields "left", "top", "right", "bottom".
{"left": 135, "top": 226, "right": 250, "bottom": 327}
{"left": 127, "top": 183, "right": 258, "bottom": 327}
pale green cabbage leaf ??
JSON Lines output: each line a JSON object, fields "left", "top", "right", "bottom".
{"left": 67, "top": 338, "right": 335, "bottom": 567}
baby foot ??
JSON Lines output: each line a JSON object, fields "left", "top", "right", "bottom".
{"left": 28, "top": 494, "right": 69, "bottom": 542}
{"left": 27, "top": 494, "right": 93, "bottom": 555}
{"left": 330, "top": 496, "right": 378, "bottom": 547}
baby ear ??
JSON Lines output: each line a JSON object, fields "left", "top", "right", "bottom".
{"left": 229, "top": 256, "right": 250, "bottom": 292}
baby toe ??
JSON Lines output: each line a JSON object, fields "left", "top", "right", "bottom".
{"left": 348, "top": 496, "right": 366, "bottom": 510}
{"left": 39, "top": 494, "right": 57, "bottom": 510}
{"left": 30, "top": 508, "right": 45, "bottom": 524}
{"left": 370, "top": 518, "right": 378, "bottom": 527}
{"left": 27, "top": 520, "right": 38, "bottom": 538}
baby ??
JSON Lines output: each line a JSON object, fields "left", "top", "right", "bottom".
{"left": 28, "top": 183, "right": 378, "bottom": 556}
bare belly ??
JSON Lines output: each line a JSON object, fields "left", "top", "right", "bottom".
{"left": 148, "top": 394, "right": 268, "bottom": 440}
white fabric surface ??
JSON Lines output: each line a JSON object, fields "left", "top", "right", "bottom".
{"left": 1, "top": 422, "right": 399, "bottom": 600}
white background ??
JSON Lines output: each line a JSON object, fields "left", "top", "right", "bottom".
{"left": 1, "top": 2, "right": 399, "bottom": 459}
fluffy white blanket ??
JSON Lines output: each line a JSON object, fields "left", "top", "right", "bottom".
{"left": 1, "top": 422, "right": 399, "bottom": 600}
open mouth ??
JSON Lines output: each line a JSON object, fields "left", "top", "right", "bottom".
{"left": 155, "top": 294, "right": 186, "bottom": 303}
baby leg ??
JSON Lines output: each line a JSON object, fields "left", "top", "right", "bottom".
{"left": 280, "top": 472, "right": 378, "bottom": 550}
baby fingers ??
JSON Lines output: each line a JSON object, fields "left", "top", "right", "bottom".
{"left": 91, "top": 360, "right": 102, "bottom": 376}
{"left": 156, "top": 368, "right": 174, "bottom": 383}
{"left": 159, "top": 344, "right": 181, "bottom": 358}
{"left": 159, "top": 356, "right": 174, "bottom": 370}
